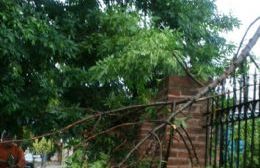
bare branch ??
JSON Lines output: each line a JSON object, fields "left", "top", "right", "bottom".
{"left": 149, "top": 131, "right": 163, "bottom": 168}
{"left": 175, "top": 128, "right": 194, "bottom": 166}
{"left": 180, "top": 125, "right": 199, "bottom": 165}
{"left": 234, "top": 17, "right": 260, "bottom": 59}
{"left": 248, "top": 54, "right": 260, "bottom": 69}
{"left": 173, "top": 54, "right": 205, "bottom": 87}
{"left": 86, "top": 122, "right": 143, "bottom": 141}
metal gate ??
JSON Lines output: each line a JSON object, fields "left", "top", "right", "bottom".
{"left": 205, "top": 68, "right": 260, "bottom": 168}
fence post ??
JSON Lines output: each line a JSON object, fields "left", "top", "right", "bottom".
{"left": 139, "top": 76, "right": 207, "bottom": 168}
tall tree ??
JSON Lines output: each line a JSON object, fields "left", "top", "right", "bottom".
{"left": 0, "top": 0, "right": 77, "bottom": 135}
{"left": 0, "top": 0, "right": 239, "bottom": 165}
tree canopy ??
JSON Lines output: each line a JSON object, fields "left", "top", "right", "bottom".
{"left": 0, "top": 0, "right": 239, "bottom": 165}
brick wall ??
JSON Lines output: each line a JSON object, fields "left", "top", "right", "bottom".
{"left": 139, "top": 76, "right": 207, "bottom": 168}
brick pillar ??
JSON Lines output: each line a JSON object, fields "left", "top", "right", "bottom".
{"left": 138, "top": 76, "right": 207, "bottom": 168}
{"left": 161, "top": 76, "right": 206, "bottom": 168}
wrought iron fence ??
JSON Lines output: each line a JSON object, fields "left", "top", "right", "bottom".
{"left": 205, "top": 71, "right": 260, "bottom": 168}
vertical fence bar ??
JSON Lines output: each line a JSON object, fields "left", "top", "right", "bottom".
{"left": 214, "top": 89, "right": 220, "bottom": 168}
{"left": 209, "top": 96, "right": 214, "bottom": 166}
{"left": 225, "top": 96, "right": 229, "bottom": 168}
{"left": 243, "top": 74, "right": 249, "bottom": 168}
{"left": 226, "top": 91, "right": 230, "bottom": 166}
{"left": 236, "top": 78, "right": 243, "bottom": 168}
{"left": 219, "top": 82, "right": 225, "bottom": 167}
{"left": 230, "top": 74, "right": 236, "bottom": 168}
{"left": 205, "top": 96, "right": 210, "bottom": 167}
{"left": 250, "top": 71, "right": 257, "bottom": 166}
{"left": 258, "top": 76, "right": 260, "bottom": 162}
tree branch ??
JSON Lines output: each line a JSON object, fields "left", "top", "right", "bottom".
{"left": 118, "top": 25, "right": 260, "bottom": 166}
{"left": 180, "top": 125, "right": 199, "bottom": 165}
{"left": 149, "top": 131, "right": 163, "bottom": 168}
{"left": 173, "top": 54, "right": 205, "bottom": 87}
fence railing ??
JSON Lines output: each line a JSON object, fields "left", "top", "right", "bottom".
{"left": 205, "top": 72, "right": 260, "bottom": 168}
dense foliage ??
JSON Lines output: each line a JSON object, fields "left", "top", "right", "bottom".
{"left": 0, "top": 0, "right": 76, "bottom": 135}
{"left": 0, "top": 0, "right": 239, "bottom": 165}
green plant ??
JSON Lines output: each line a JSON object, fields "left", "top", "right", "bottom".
{"left": 65, "top": 150, "right": 109, "bottom": 168}
{"left": 88, "top": 153, "right": 109, "bottom": 168}
{"left": 65, "top": 149, "right": 88, "bottom": 168}
{"left": 32, "top": 137, "right": 53, "bottom": 155}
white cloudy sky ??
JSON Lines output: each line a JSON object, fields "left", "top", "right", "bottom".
{"left": 216, "top": 0, "right": 260, "bottom": 62}
{"left": 216, "top": 0, "right": 259, "bottom": 97}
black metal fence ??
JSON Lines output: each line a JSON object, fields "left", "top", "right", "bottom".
{"left": 205, "top": 71, "right": 260, "bottom": 168}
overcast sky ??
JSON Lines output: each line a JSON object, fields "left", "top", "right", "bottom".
{"left": 216, "top": 0, "right": 260, "bottom": 62}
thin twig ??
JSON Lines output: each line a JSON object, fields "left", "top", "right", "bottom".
{"left": 175, "top": 128, "right": 194, "bottom": 166}
{"left": 0, "top": 113, "right": 102, "bottom": 144}
{"left": 149, "top": 131, "right": 163, "bottom": 168}
{"left": 180, "top": 125, "right": 199, "bottom": 165}
{"left": 53, "top": 100, "right": 188, "bottom": 114}
{"left": 234, "top": 17, "right": 260, "bottom": 59}
{"left": 248, "top": 54, "right": 260, "bottom": 69}
{"left": 113, "top": 139, "right": 127, "bottom": 152}
{"left": 162, "top": 126, "right": 174, "bottom": 168}
{"left": 173, "top": 54, "right": 205, "bottom": 87}
{"left": 0, "top": 100, "right": 188, "bottom": 144}
{"left": 86, "top": 122, "right": 143, "bottom": 141}
{"left": 162, "top": 102, "right": 176, "bottom": 168}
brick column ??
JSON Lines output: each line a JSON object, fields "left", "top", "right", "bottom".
{"left": 139, "top": 76, "right": 207, "bottom": 168}
{"left": 163, "top": 76, "right": 206, "bottom": 168}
